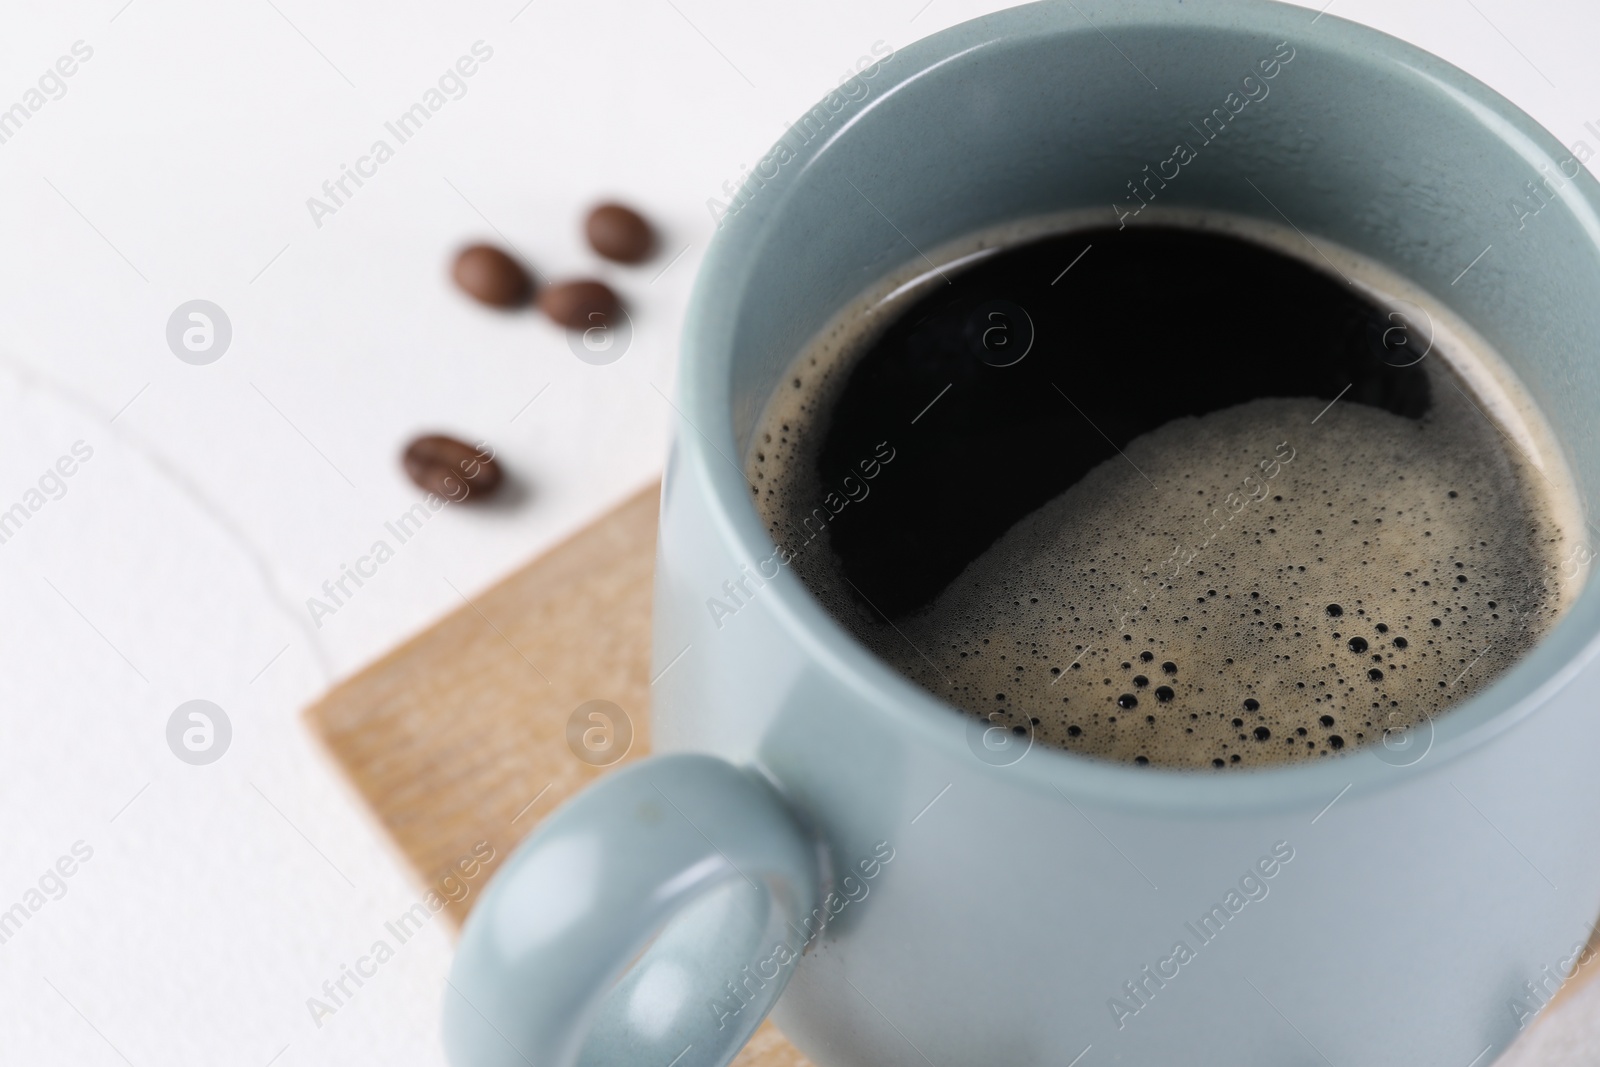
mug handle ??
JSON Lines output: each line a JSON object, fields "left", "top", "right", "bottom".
{"left": 443, "top": 753, "right": 821, "bottom": 1067}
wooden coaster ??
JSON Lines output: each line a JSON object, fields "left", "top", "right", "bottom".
{"left": 304, "top": 482, "right": 1591, "bottom": 1066}
{"left": 305, "top": 483, "right": 809, "bottom": 1066}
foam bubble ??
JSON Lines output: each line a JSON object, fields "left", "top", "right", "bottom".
{"left": 869, "top": 395, "right": 1566, "bottom": 768}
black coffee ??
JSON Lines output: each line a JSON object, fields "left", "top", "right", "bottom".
{"left": 747, "top": 220, "right": 1580, "bottom": 769}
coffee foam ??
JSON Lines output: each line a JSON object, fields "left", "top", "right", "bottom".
{"left": 746, "top": 211, "right": 1584, "bottom": 769}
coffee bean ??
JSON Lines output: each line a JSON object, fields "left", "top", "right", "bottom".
{"left": 402, "top": 435, "right": 503, "bottom": 500}
{"left": 585, "top": 202, "right": 655, "bottom": 264}
{"left": 539, "top": 280, "right": 621, "bottom": 331}
{"left": 453, "top": 244, "right": 533, "bottom": 308}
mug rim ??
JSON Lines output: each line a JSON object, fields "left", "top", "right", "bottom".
{"left": 677, "top": 0, "right": 1600, "bottom": 815}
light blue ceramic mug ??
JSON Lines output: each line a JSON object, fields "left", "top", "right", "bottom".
{"left": 445, "top": 2, "right": 1600, "bottom": 1064}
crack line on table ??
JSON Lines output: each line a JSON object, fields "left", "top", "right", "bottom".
{"left": 0, "top": 355, "right": 334, "bottom": 684}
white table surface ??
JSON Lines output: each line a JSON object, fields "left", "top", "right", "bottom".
{"left": 1, "top": 1, "right": 1596, "bottom": 1063}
